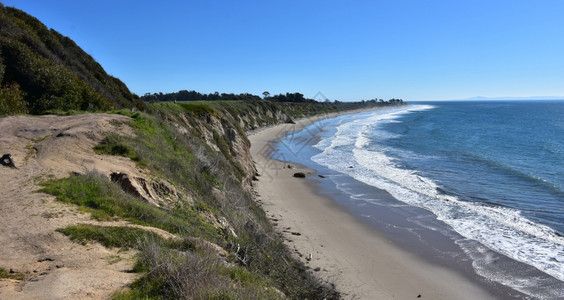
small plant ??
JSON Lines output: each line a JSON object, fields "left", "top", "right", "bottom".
{"left": 93, "top": 134, "right": 138, "bottom": 161}
{"left": 57, "top": 224, "right": 164, "bottom": 249}
{"left": 107, "top": 255, "right": 124, "bottom": 265}
{"left": 0, "top": 267, "right": 24, "bottom": 280}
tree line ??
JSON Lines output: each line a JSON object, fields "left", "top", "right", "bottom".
{"left": 141, "top": 90, "right": 404, "bottom": 104}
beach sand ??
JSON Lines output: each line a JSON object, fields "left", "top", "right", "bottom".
{"left": 249, "top": 111, "right": 496, "bottom": 299}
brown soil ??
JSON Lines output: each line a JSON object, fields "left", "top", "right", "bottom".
{"left": 0, "top": 114, "right": 169, "bottom": 299}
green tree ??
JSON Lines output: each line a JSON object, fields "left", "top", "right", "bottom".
{"left": 0, "top": 82, "right": 27, "bottom": 115}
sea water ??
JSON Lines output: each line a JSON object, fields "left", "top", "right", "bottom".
{"left": 273, "top": 101, "right": 564, "bottom": 298}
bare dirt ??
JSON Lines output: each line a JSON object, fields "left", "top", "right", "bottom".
{"left": 0, "top": 114, "right": 165, "bottom": 299}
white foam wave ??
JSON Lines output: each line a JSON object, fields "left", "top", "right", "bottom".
{"left": 311, "top": 105, "right": 564, "bottom": 285}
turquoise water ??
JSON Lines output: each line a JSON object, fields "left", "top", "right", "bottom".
{"left": 274, "top": 101, "right": 564, "bottom": 298}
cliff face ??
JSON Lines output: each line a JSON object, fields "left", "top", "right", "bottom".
{"left": 152, "top": 101, "right": 338, "bottom": 193}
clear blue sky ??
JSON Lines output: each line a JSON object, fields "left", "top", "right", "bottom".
{"left": 4, "top": 0, "right": 564, "bottom": 101}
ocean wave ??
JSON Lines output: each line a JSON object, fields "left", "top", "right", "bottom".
{"left": 311, "top": 105, "right": 564, "bottom": 285}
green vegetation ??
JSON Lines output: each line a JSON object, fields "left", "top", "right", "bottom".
{"left": 57, "top": 224, "right": 283, "bottom": 299}
{"left": 57, "top": 224, "right": 163, "bottom": 249}
{"left": 0, "top": 5, "right": 144, "bottom": 115}
{"left": 141, "top": 88, "right": 405, "bottom": 106}
{"left": 0, "top": 267, "right": 24, "bottom": 280}
{"left": 39, "top": 173, "right": 218, "bottom": 239}
{"left": 93, "top": 134, "right": 139, "bottom": 161}
{"left": 115, "top": 238, "right": 284, "bottom": 300}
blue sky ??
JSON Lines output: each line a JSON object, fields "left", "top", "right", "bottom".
{"left": 4, "top": 0, "right": 564, "bottom": 101}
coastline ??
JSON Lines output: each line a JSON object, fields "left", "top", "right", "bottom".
{"left": 248, "top": 110, "right": 496, "bottom": 299}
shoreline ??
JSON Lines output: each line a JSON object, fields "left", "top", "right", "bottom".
{"left": 249, "top": 109, "right": 497, "bottom": 299}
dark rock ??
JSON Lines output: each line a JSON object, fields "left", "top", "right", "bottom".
{"left": 0, "top": 154, "right": 16, "bottom": 168}
{"left": 226, "top": 127, "right": 237, "bottom": 142}
{"left": 293, "top": 172, "right": 306, "bottom": 178}
{"left": 56, "top": 132, "right": 72, "bottom": 138}
{"left": 314, "top": 267, "right": 321, "bottom": 272}
{"left": 318, "top": 175, "right": 326, "bottom": 178}
{"left": 38, "top": 257, "right": 54, "bottom": 262}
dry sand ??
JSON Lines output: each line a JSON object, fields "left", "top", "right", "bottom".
{"left": 249, "top": 110, "right": 496, "bottom": 299}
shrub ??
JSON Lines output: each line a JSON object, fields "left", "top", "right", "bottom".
{"left": 0, "top": 82, "right": 27, "bottom": 115}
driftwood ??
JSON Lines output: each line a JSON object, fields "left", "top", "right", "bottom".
{"left": 1, "top": 154, "right": 16, "bottom": 168}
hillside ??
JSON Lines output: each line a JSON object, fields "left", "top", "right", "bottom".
{"left": 0, "top": 4, "right": 143, "bottom": 115}
{"left": 0, "top": 101, "right": 394, "bottom": 299}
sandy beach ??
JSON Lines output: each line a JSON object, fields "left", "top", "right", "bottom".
{"left": 249, "top": 110, "right": 496, "bottom": 299}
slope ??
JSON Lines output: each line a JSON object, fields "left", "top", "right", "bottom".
{"left": 0, "top": 3, "right": 143, "bottom": 115}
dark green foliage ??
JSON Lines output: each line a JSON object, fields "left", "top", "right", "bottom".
{"left": 0, "top": 82, "right": 27, "bottom": 115}
{"left": 0, "top": 5, "right": 144, "bottom": 115}
{"left": 141, "top": 88, "right": 405, "bottom": 106}
{"left": 141, "top": 90, "right": 263, "bottom": 102}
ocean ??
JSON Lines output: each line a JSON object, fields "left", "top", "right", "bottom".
{"left": 273, "top": 101, "right": 564, "bottom": 299}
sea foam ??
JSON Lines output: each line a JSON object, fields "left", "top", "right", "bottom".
{"left": 311, "top": 105, "right": 564, "bottom": 287}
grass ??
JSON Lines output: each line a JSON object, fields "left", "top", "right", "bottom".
{"left": 0, "top": 267, "right": 25, "bottom": 280}
{"left": 57, "top": 224, "right": 164, "bottom": 249}
{"left": 39, "top": 173, "right": 218, "bottom": 240}
{"left": 93, "top": 133, "right": 139, "bottom": 161}
{"left": 115, "top": 237, "right": 284, "bottom": 300}
{"left": 178, "top": 101, "right": 218, "bottom": 117}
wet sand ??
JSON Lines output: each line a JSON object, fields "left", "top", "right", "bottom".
{"left": 249, "top": 111, "right": 496, "bottom": 299}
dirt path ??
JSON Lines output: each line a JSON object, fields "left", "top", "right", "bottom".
{"left": 0, "top": 114, "right": 171, "bottom": 299}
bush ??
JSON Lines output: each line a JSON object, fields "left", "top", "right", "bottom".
{"left": 0, "top": 82, "right": 27, "bottom": 115}
{"left": 93, "top": 134, "right": 138, "bottom": 161}
{"left": 116, "top": 237, "right": 283, "bottom": 300}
